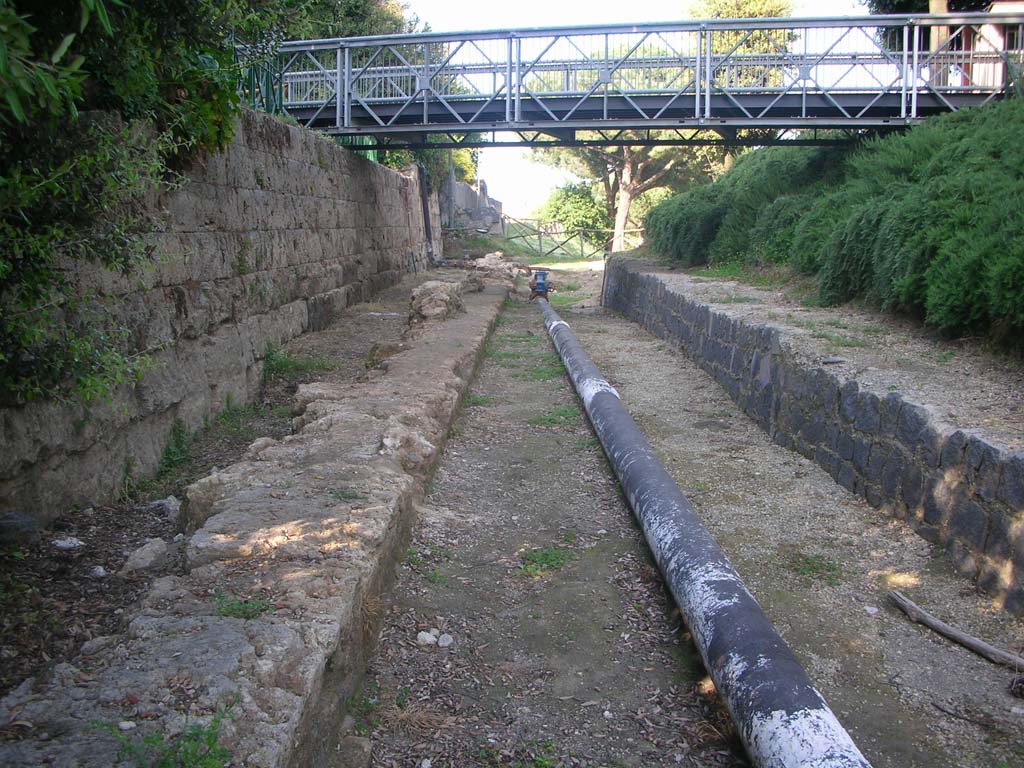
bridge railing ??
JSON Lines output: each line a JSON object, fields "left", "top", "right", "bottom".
{"left": 240, "top": 14, "right": 1024, "bottom": 136}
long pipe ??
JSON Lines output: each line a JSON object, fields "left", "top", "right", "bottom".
{"left": 538, "top": 299, "right": 871, "bottom": 768}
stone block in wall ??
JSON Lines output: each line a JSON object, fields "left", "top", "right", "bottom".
{"left": 878, "top": 392, "right": 902, "bottom": 438}
{"left": 939, "top": 429, "right": 970, "bottom": 470}
{"left": 997, "top": 453, "right": 1024, "bottom": 510}
{"left": 965, "top": 434, "right": 1003, "bottom": 502}
{"left": 881, "top": 450, "right": 905, "bottom": 503}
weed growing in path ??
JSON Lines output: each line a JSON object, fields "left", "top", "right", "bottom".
{"left": 328, "top": 486, "right": 365, "bottom": 502}
{"left": 549, "top": 294, "right": 583, "bottom": 308}
{"left": 516, "top": 546, "right": 574, "bottom": 578}
{"left": 786, "top": 551, "right": 842, "bottom": 586}
{"left": 528, "top": 406, "right": 579, "bottom": 426}
{"left": 464, "top": 393, "right": 495, "bottom": 407}
{"left": 263, "top": 344, "right": 336, "bottom": 382}
{"left": 519, "top": 364, "right": 564, "bottom": 382}
{"left": 810, "top": 329, "right": 867, "bottom": 347}
{"left": 102, "top": 700, "right": 236, "bottom": 768}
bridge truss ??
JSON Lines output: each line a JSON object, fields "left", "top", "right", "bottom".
{"left": 241, "top": 13, "right": 1024, "bottom": 148}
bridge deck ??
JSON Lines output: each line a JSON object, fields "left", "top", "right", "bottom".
{"left": 242, "top": 13, "right": 1023, "bottom": 147}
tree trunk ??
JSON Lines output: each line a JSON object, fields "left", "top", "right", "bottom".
{"left": 929, "top": 0, "right": 950, "bottom": 86}
{"left": 612, "top": 186, "right": 633, "bottom": 252}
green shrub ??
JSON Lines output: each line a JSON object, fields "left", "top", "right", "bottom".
{"left": 539, "top": 182, "right": 611, "bottom": 232}
{"left": 645, "top": 184, "right": 727, "bottom": 266}
{"left": 645, "top": 99, "right": 1024, "bottom": 345}
{"left": 748, "top": 191, "right": 817, "bottom": 265}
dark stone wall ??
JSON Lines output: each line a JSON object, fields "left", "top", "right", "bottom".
{"left": 604, "top": 257, "right": 1023, "bottom": 614}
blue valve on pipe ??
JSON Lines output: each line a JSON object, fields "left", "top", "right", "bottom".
{"left": 529, "top": 269, "right": 552, "bottom": 300}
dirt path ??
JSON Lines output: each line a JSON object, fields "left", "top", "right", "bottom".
{"left": 358, "top": 293, "right": 745, "bottom": 768}
{"left": 357, "top": 266, "right": 1023, "bottom": 768}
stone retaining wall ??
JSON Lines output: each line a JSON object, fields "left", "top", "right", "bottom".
{"left": 604, "top": 257, "right": 1023, "bottom": 613}
{"left": 0, "top": 278, "right": 506, "bottom": 767}
{"left": 0, "top": 111, "right": 441, "bottom": 522}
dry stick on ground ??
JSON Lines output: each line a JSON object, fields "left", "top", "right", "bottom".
{"left": 888, "top": 591, "right": 1024, "bottom": 669}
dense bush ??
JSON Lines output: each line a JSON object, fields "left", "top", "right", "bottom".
{"left": 644, "top": 143, "right": 845, "bottom": 266}
{"left": 643, "top": 99, "right": 1024, "bottom": 345}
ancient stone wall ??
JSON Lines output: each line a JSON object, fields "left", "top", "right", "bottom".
{"left": 0, "top": 110, "right": 441, "bottom": 521}
{"left": 441, "top": 177, "right": 502, "bottom": 231}
{"left": 604, "top": 257, "right": 1023, "bottom": 613}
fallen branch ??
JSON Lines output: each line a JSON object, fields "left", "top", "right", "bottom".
{"left": 888, "top": 590, "right": 1024, "bottom": 669}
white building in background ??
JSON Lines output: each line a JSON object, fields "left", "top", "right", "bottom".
{"left": 949, "top": 1, "right": 1024, "bottom": 88}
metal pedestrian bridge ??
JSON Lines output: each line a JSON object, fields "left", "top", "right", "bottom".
{"left": 241, "top": 13, "right": 1024, "bottom": 148}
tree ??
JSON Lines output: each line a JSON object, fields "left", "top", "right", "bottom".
{"left": 688, "top": 0, "right": 793, "bottom": 20}
{"left": 539, "top": 183, "right": 612, "bottom": 233}
{"left": 688, "top": 0, "right": 794, "bottom": 169}
{"left": 532, "top": 140, "right": 722, "bottom": 252}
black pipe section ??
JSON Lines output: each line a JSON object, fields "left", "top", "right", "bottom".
{"left": 538, "top": 299, "right": 872, "bottom": 768}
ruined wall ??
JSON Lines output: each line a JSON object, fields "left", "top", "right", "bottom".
{"left": 441, "top": 178, "right": 502, "bottom": 231}
{"left": 604, "top": 257, "right": 1023, "bottom": 613}
{"left": 0, "top": 110, "right": 442, "bottom": 521}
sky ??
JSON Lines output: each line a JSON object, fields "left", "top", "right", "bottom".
{"left": 404, "top": 0, "right": 869, "bottom": 215}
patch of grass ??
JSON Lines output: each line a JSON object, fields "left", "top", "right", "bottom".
{"left": 707, "top": 294, "right": 760, "bottom": 304}
{"left": 500, "top": 331, "right": 541, "bottom": 345}
{"left": 528, "top": 406, "right": 579, "bottom": 426}
{"left": 574, "top": 436, "right": 600, "bottom": 449}
{"left": 328, "top": 486, "right": 365, "bottom": 502}
{"left": 690, "top": 262, "right": 791, "bottom": 289}
{"left": 157, "top": 419, "right": 192, "bottom": 479}
{"left": 262, "top": 344, "right": 336, "bottom": 382}
{"left": 932, "top": 349, "right": 956, "bottom": 363}
{"left": 212, "top": 400, "right": 264, "bottom": 440}
{"left": 519, "top": 364, "right": 565, "bottom": 382}
{"left": 689, "top": 479, "right": 712, "bottom": 494}
{"left": 215, "top": 594, "right": 272, "bottom": 620}
{"left": 786, "top": 551, "right": 842, "bottom": 586}
{"left": 345, "top": 681, "right": 380, "bottom": 736}
{"left": 859, "top": 324, "right": 886, "bottom": 334}
{"left": 562, "top": 529, "right": 577, "bottom": 545}
{"left": 483, "top": 345, "right": 522, "bottom": 361}
{"left": 464, "top": 392, "right": 495, "bottom": 407}
{"left": 394, "top": 686, "right": 411, "bottom": 710}
{"left": 515, "top": 546, "right": 574, "bottom": 579}
{"left": 810, "top": 329, "right": 868, "bottom": 348}
{"left": 405, "top": 548, "right": 422, "bottom": 567}
{"left": 426, "top": 568, "right": 447, "bottom": 585}
{"left": 560, "top": 281, "right": 581, "bottom": 292}
{"left": 103, "top": 703, "right": 234, "bottom": 768}
{"left": 549, "top": 294, "right": 583, "bottom": 308}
